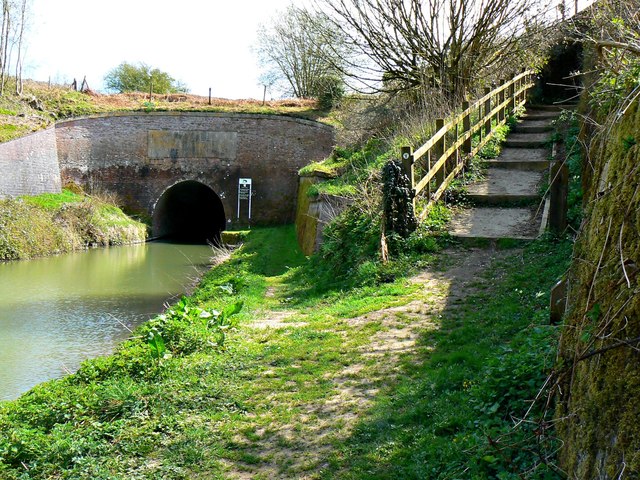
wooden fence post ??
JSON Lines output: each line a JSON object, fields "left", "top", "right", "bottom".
{"left": 484, "top": 87, "right": 492, "bottom": 138}
{"left": 435, "top": 118, "right": 445, "bottom": 189}
{"left": 519, "top": 68, "right": 528, "bottom": 105}
{"left": 452, "top": 123, "right": 459, "bottom": 171}
{"left": 426, "top": 150, "right": 432, "bottom": 199}
{"left": 549, "top": 161, "right": 569, "bottom": 234}
{"left": 478, "top": 101, "right": 484, "bottom": 143}
{"left": 508, "top": 73, "right": 516, "bottom": 114}
{"left": 498, "top": 80, "right": 506, "bottom": 123}
{"left": 401, "top": 146, "right": 415, "bottom": 209}
{"left": 550, "top": 278, "right": 568, "bottom": 324}
{"left": 462, "top": 100, "right": 471, "bottom": 157}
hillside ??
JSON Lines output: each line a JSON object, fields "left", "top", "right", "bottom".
{"left": 0, "top": 80, "right": 327, "bottom": 143}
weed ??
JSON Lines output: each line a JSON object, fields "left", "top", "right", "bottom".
{"left": 622, "top": 134, "right": 637, "bottom": 151}
{"left": 477, "top": 123, "right": 510, "bottom": 159}
{"left": 142, "top": 101, "right": 156, "bottom": 112}
{"left": 554, "top": 110, "right": 583, "bottom": 230}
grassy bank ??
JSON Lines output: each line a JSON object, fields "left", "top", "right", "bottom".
{"left": 0, "top": 80, "right": 329, "bottom": 144}
{"left": 0, "top": 189, "right": 147, "bottom": 261}
{"left": 0, "top": 225, "right": 571, "bottom": 479}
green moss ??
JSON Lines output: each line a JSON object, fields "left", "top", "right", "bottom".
{"left": 299, "top": 138, "right": 390, "bottom": 197}
{"left": 0, "top": 124, "right": 31, "bottom": 143}
{"left": 20, "top": 188, "right": 83, "bottom": 210}
{"left": 221, "top": 230, "right": 249, "bottom": 246}
{"left": 298, "top": 161, "right": 339, "bottom": 177}
{"left": 557, "top": 98, "right": 640, "bottom": 477}
{"left": 311, "top": 181, "right": 357, "bottom": 197}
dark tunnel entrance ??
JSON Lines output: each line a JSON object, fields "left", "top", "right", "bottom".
{"left": 537, "top": 41, "right": 583, "bottom": 103}
{"left": 152, "top": 181, "right": 226, "bottom": 244}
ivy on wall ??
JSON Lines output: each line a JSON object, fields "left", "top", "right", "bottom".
{"left": 381, "top": 160, "right": 416, "bottom": 239}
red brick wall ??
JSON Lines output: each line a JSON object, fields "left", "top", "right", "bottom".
{"left": 55, "top": 112, "right": 334, "bottom": 227}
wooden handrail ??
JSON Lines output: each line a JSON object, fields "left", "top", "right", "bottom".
{"left": 402, "top": 70, "right": 536, "bottom": 219}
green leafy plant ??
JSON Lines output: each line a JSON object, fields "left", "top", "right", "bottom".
{"left": 148, "top": 296, "right": 244, "bottom": 355}
{"left": 147, "top": 328, "right": 167, "bottom": 360}
{"left": 142, "top": 101, "right": 156, "bottom": 112}
{"left": 622, "top": 135, "right": 637, "bottom": 151}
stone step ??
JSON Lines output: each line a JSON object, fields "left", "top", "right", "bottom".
{"left": 504, "top": 132, "right": 550, "bottom": 148}
{"left": 448, "top": 206, "right": 542, "bottom": 241}
{"left": 465, "top": 168, "right": 544, "bottom": 205}
{"left": 485, "top": 148, "right": 550, "bottom": 171}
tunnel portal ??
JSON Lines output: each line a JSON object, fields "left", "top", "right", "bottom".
{"left": 152, "top": 180, "right": 226, "bottom": 243}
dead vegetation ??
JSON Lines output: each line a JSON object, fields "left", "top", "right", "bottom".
{"left": 0, "top": 79, "right": 327, "bottom": 144}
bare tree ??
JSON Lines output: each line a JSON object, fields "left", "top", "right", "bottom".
{"left": 581, "top": 0, "right": 640, "bottom": 57}
{"left": 255, "top": 5, "right": 350, "bottom": 104}
{"left": 14, "top": 0, "right": 27, "bottom": 95}
{"left": 0, "top": 0, "right": 10, "bottom": 95}
{"left": 0, "top": 0, "right": 30, "bottom": 96}
{"left": 315, "top": 0, "right": 556, "bottom": 101}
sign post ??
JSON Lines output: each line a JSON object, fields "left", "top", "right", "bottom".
{"left": 237, "top": 178, "right": 252, "bottom": 220}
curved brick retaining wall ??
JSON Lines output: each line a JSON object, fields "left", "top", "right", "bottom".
{"left": 0, "top": 113, "right": 334, "bottom": 230}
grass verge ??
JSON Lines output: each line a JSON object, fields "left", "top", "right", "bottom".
{"left": 0, "top": 79, "right": 330, "bottom": 144}
{"left": 0, "top": 189, "right": 147, "bottom": 261}
{"left": 0, "top": 224, "right": 571, "bottom": 479}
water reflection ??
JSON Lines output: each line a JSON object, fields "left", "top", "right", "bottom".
{"left": 0, "top": 242, "right": 213, "bottom": 400}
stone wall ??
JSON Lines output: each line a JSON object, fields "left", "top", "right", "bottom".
{"left": 0, "top": 128, "right": 61, "bottom": 198}
{"left": 295, "top": 173, "right": 352, "bottom": 255}
{"left": 55, "top": 112, "right": 334, "bottom": 227}
{"left": 556, "top": 99, "right": 640, "bottom": 478}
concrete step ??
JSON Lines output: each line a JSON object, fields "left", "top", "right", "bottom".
{"left": 521, "top": 110, "right": 562, "bottom": 121}
{"left": 514, "top": 120, "right": 553, "bottom": 134}
{"left": 485, "top": 148, "right": 550, "bottom": 171}
{"left": 504, "top": 132, "right": 550, "bottom": 148}
{"left": 528, "top": 103, "right": 578, "bottom": 112}
{"left": 465, "top": 168, "right": 544, "bottom": 205}
{"left": 448, "top": 206, "right": 543, "bottom": 241}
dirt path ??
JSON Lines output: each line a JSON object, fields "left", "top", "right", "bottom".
{"left": 223, "top": 247, "right": 508, "bottom": 479}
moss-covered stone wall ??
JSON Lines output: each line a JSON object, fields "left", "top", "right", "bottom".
{"left": 557, "top": 99, "right": 640, "bottom": 478}
{"left": 295, "top": 173, "right": 352, "bottom": 256}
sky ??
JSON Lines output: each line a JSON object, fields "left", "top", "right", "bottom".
{"left": 23, "top": 0, "right": 596, "bottom": 100}
{"left": 24, "top": 0, "right": 303, "bottom": 99}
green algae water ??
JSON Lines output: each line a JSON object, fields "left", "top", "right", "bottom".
{"left": 0, "top": 242, "right": 213, "bottom": 400}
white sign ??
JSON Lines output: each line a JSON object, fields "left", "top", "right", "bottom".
{"left": 237, "top": 178, "right": 252, "bottom": 220}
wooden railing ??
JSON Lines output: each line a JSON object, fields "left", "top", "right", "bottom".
{"left": 401, "top": 70, "right": 536, "bottom": 219}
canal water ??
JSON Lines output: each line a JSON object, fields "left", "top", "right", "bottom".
{"left": 0, "top": 242, "right": 214, "bottom": 401}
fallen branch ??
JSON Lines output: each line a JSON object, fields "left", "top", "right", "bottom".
{"left": 576, "top": 335, "right": 640, "bottom": 363}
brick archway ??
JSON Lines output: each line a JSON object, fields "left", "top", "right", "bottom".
{"left": 152, "top": 180, "right": 226, "bottom": 243}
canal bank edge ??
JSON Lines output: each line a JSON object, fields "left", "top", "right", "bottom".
{"left": 0, "top": 190, "right": 147, "bottom": 261}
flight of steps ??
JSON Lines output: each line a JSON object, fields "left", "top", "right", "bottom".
{"left": 448, "top": 105, "right": 567, "bottom": 243}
